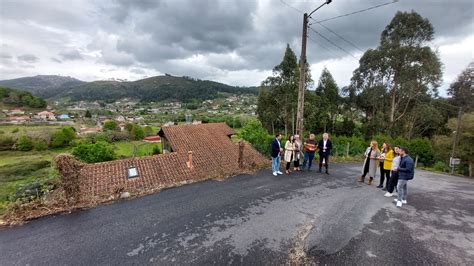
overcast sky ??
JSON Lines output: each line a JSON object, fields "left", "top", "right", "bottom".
{"left": 0, "top": 0, "right": 472, "bottom": 96}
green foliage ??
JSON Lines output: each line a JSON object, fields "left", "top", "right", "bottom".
{"left": 57, "top": 75, "right": 257, "bottom": 102}
{"left": 315, "top": 68, "right": 341, "bottom": 132}
{"left": 144, "top": 126, "right": 154, "bottom": 136}
{"left": 125, "top": 124, "right": 145, "bottom": 140}
{"left": 433, "top": 161, "right": 449, "bottom": 172}
{"left": 50, "top": 127, "right": 76, "bottom": 148}
{"left": 9, "top": 179, "right": 55, "bottom": 203}
{"left": 33, "top": 141, "right": 48, "bottom": 151}
{"left": 152, "top": 145, "right": 161, "bottom": 155}
{"left": 239, "top": 118, "right": 273, "bottom": 155}
{"left": 85, "top": 110, "right": 92, "bottom": 118}
{"left": 0, "top": 86, "right": 47, "bottom": 108}
{"left": 257, "top": 44, "right": 312, "bottom": 135}
{"left": 11, "top": 128, "right": 19, "bottom": 133}
{"left": 103, "top": 120, "right": 119, "bottom": 131}
{"left": 448, "top": 62, "right": 474, "bottom": 112}
{"left": 350, "top": 11, "right": 442, "bottom": 137}
{"left": 15, "top": 135, "right": 34, "bottom": 151}
{"left": 72, "top": 141, "right": 117, "bottom": 163}
{"left": 407, "top": 138, "right": 434, "bottom": 165}
{"left": 0, "top": 135, "right": 15, "bottom": 151}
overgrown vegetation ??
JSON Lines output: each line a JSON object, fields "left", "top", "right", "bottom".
{"left": 0, "top": 86, "right": 46, "bottom": 108}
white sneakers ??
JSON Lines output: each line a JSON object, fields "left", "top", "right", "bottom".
{"left": 272, "top": 171, "right": 283, "bottom": 176}
{"left": 277, "top": 171, "right": 283, "bottom": 175}
{"left": 394, "top": 198, "right": 407, "bottom": 207}
{"left": 384, "top": 192, "right": 392, "bottom": 197}
{"left": 273, "top": 172, "right": 277, "bottom": 176}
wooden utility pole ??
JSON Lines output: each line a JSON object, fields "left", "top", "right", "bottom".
{"left": 450, "top": 106, "right": 463, "bottom": 174}
{"left": 296, "top": 1, "right": 331, "bottom": 136}
{"left": 296, "top": 13, "right": 308, "bottom": 136}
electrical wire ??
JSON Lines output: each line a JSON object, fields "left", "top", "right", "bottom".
{"left": 308, "top": 27, "right": 358, "bottom": 59}
{"left": 314, "top": 0, "right": 399, "bottom": 23}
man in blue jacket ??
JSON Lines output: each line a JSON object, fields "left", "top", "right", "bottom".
{"left": 271, "top": 134, "right": 283, "bottom": 176}
{"left": 396, "top": 147, "right": 414, "bottom": 207}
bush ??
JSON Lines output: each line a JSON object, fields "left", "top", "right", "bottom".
{"left": 130, "top": 125, "right": 145, "bottom": 140}
{"left": 72, "top": 141, "right": 117, "bottom": 163}
{"left": 15, "top": 135, "right": 33, "bottom": 151}
{"left": 0, "top": 135, "right": 15, "bottom": 151}
{"left": 407, "top": 138, "right": 434, "bottom": 166}
{"left": 238, "top": 118, "right": 273, "bottom": 155}
{"left": 9, "top": 180, "right": 55, "bottom": 203}
{"left": 33, "top": 141, "right": 48, "bottom": 151}
{"left": 50, "top": 127, "right": 76, "bottom": 148}
{"left": 152, "top": 145, "right": 161, "bottom": 155}
{"left": 433, "top": 161, "right": 449, "bottom": 172}
{"left": 11, "top": 128, "right": 19, "bottom": 133}
{"left": 144, "top": 126, "right": 154, "bottom": 137}
{"left": 103, "top": 120, "right": 119, "bottom": 131}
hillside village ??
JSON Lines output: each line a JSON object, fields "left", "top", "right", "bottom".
{"left": 1, "top": 93, "right": 257, "bottom": 132}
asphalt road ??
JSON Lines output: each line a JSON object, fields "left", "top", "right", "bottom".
{"left": 1, "top": 163, "right": 473, "bottom": 265}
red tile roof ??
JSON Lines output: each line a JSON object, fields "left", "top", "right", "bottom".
{"left": 76, "top": 123, "right": 269, "bottom": 201}
{"left": 143, "top": 136, "right": 161, "bottom": 142}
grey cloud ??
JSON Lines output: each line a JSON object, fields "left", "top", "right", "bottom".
{"left": 59, "top": 50, "right": 83, "bottom": 61}
{"left": 17, "top": 54, "right": 39, "bottom": 63}
{"left": 51, "top": 57, "right": 62, "bottom": 63}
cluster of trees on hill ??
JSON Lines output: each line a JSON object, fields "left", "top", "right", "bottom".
{"left": 255, "top": 11, "right": 473, "bottom": 175}
{"left": 57, "top": 75, "right": 257, "bottom": 103}
{"left": 0, "top": 86, "right": 46, "bottom": 108}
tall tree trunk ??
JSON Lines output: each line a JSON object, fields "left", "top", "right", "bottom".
{"left": 390, "top": 83, "right": 396, "bottom": 124}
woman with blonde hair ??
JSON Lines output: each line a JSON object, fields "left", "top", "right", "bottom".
{"left": 358, "top": 140, "right": 380, "bottom": 185}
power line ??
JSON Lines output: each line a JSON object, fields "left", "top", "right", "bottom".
{"left": 314, "top": 0, "right": 399, "bottom": 23}
{"left": 280, "top": 0, "right": 366, "bottom": 53}
{"left": 308, "top": 27, "right": 358, "bottom": 59}
{"left": 311, "top": 21, "right": 364, "bottom": 52}
{"left": 307, "top": 35, "right": 342, "bottom": 58}
{"left": 279, "top": 0, "right": 304, "bottom": 14}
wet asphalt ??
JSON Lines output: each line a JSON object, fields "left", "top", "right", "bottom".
{"left": 0, "top": 163, "right": 473, "bottom": 265}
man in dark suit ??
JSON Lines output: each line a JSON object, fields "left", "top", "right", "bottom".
{"left": 271, "top": 134, "right": 283, "bottom": 176}
{"left": 318, "top": 133, "right": 332, "bottom": 174}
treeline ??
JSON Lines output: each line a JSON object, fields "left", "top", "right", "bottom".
{"left": 59, "top": 75, "right": 257, "bottom": 103}
{"left": 256, "top": 11, "right": 473, "bottom": 175}
{"left": 0, "top": 86, "right": 47, "bottom": 108}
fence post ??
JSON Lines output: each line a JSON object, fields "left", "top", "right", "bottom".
{"left": 239, "top": 140, "right": 245, "bottom": 168}
{"left": 345, "top": 142, "right": 350, "bottom": 157}
{"left": 415, "top": 155, "right": 419, "bottom": 168}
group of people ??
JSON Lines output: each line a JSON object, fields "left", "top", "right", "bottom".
{"left": 359, "top": 140, "right": 415, "bottom": 207}
{"left": 270, "top": 134, "right": 415, "bottom": 208}
{"left": 271, "top": 132, "right": 333, "bottom": 176}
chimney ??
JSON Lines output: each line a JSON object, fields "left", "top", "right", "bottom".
{"left": 186, "top": 151, "right": 193, "bottom": 169}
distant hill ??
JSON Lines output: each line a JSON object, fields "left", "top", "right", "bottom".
{"left": 0, "top": 75, "right": 257, "bottom": 102}
{"left": 0, "top": 86, "right": 47, "bottom": 108}
{"left": 0, "top": 75, "right": 85, "bottom": 98}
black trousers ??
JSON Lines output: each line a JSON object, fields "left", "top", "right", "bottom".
{"left": 379, "top": 162, "right": 391, "bottom": 187}
{"left": 319, "top": 152, "right": 329, "bottom": 171}
{"left": 387, "top": 171, "right": 399, "bottom": 193}
{"left": 286, "top": 154, "right": 293, "bottom": 170}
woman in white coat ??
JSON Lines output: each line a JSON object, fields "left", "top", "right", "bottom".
{"left": 358, "top": 140, "right": 380, "bottom": 185}
{"left": 284, "top": 135, "right": 295, "bottom": 175}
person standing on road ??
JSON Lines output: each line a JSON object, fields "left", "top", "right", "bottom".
{"left": 378, "top": 143, "right": 393, "bottom": 190}
{"left": 284, "top": 135, "right": 295, "bottom": 175}
{"left": 293, "top": 135, "right": 302, "bottom": 171}
{"left": 358, "top": 140, "right": 380, "bottom": 185}
{"left": 271, "top": 134, "right": 283, "bottom": 176}
{"left": 318, "top": 133, "right": 333, "bottom": 174}
{"left": 385, "top": 146, "right": 400, "bottom": 197}
{"left": 302, "top": 134, "right": 317, "bottom": 171}
{"left": 395, "top": 147, "right": 415, "bottom": 207}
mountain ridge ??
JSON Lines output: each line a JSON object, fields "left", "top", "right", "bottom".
{"left": 0, "top": 75, "right": 257, "bottom": 102}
